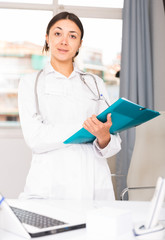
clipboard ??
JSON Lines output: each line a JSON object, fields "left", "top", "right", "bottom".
{"left": 64, "top": 98, "right": 160, "bottom": 144}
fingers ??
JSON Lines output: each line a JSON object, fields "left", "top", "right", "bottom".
{"left": 107, "top": 113, "right": 112, "bottom": 125}
{"left": 90, "top": 115, "right": 101, "bottom": 125}
{"left": 83, "top": 115, "right": 96, "bottom": 132}
{"left": 83, "top": 115, "right": 98, "bottom": 128}
{"left": 83, "top": 114, "right": 112, "bottom": 131}
{"left": 107, "top": 113, "right": 111, "bottom": 121}
{"left": 83, "top": 114, "right": 112, "bottom": 148}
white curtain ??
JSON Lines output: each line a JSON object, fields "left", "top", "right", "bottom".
{"left": 116, "top": 0, "right": 165, "bottom": 199}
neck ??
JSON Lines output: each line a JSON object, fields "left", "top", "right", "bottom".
{"left": 51, "top": 59, "right": 74, "bottom": 78}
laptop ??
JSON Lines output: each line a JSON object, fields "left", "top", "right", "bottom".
{"left": 0, "top": 194, "right": 86, "bottom": 238}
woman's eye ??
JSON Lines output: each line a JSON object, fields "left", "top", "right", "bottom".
{"left": 70, "top": 35, "right": 76, "bottom": 39}
{"left": 55, "top": 32, "right": 61, "bottom": 36}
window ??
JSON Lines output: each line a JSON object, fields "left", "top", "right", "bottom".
{"left": 58, "top": 0, "right": 123, "bottom": 8}
{"left": 0, "top": 1, "right": 123, "bottom": 124}
{"left": 0, "top": 9, "right": 52, "bottom": 123}
{"left": 1, "top": 0, "right": 53, "bottom": 3}
{"left": 76, "top": 18, "right": 122, "bottom": 103}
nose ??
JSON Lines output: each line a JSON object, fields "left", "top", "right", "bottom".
{"left": 61, "top": 35, "right": 68, "bottom": 45}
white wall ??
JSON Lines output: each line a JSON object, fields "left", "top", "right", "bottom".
{"left": 0, "top": 127, "right": 31, "bottom": 198}
{"left": 127, "top": 112, "right": 165, "bottom": 201}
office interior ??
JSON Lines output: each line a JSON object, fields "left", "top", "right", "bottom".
{"left": 0, "top": 0, "right": 165, "bottom": 202}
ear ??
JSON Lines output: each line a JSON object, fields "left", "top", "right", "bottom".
{"left": 46, "top": 34, "right": 49, "bottom": 46}
{"left": 79, "top": 40, "right": 83, "bottom": 48}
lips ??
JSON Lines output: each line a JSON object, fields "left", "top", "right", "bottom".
{"left": 58, "top": 48, "right": 69, "bottom": 53}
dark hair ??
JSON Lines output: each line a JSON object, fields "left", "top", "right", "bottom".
{"left": 43, "top": 11, "right": 84, "bottom": 56}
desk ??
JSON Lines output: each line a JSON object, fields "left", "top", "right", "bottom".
{"left": 0, "top": 199, "right": 165, "bottom": 240}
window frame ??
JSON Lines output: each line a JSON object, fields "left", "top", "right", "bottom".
{"left": 0, "top": 0, "right": 122, "bottom": 19}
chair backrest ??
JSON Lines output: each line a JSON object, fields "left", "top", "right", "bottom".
{"left": 127, "top": 112, "right": 165, "bottom": 201}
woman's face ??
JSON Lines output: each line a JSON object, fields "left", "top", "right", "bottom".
{"left": 46, "top": 19, "right": 82, "bottom": 63}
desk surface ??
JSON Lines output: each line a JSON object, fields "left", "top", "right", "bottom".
{"left": 0, "top": 199, "right": 165, "bottom": 240}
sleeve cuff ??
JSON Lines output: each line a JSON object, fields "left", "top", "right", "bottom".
{"left": 93, "top": 134, "right": 121, "bottom": 158}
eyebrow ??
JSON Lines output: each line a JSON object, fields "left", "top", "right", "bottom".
{"left": 54, "top": 27, "right": 79, "bottom": 35}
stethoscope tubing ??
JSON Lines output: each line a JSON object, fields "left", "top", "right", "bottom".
{"left": 33, "top": 69, "right": 109, "bottom": 118}
{"left": 34, "top": 69, "right": 43, "bottom": 117}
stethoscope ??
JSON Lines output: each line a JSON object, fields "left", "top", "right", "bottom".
{"left": 33, "top": 69, "right": 110, "bottom": 119}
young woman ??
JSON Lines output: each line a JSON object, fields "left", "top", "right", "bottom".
{"left": 18, "top": 12, "right": 121, "bottom": 200}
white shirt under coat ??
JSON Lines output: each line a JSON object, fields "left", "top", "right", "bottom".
{"left": 18, "top": 62, "right": 121, "bottom": 200}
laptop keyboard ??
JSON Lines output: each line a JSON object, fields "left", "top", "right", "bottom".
{"left": 10, "top": 207, "right": 67, "bottom": 229}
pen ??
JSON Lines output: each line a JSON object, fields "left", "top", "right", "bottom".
{"left": 100, "top": 94, "right": 110, "bottom": 107}
{"left": 0, "top": 196, "right": 5, "bottom": 205}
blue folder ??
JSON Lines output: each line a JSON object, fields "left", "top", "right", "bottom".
{"left": 64, "top": 98, "right": 160, "bottom": 144}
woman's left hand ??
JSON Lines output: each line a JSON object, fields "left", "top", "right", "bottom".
{"left": 83, "top": 113, "right": 112, "bottom": 149}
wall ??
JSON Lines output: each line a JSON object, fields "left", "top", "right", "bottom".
{"left": 107, "top": 155, "right": 118, "bottom": 199}
{"left": 127, "top": 112, "right": 165, "bottom": 201}
{"left": 0, "top": 127, "right": 31, "bottom": 198}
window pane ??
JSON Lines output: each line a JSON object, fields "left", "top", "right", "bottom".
{"left": 76, "top": 18, "right": 122, "bottom": 103}
{"left": 59, "top": 0, "right": 123, "bottom": 8}
{"left": 0, "top": 0, "right": 52, "bottom": 3}
{"left": 0, "top": 9, "right": 52, "bottom": 44}
{"left": 0, "top": 9, "right": 52, "bottom": 123}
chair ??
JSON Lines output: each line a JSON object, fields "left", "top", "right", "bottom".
{"left": 120, "top": 112, "right": 165, "bottom": 201}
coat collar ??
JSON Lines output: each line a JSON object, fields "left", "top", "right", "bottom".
{"left": 43, "top": 61, "right": 84, "bottom": 79}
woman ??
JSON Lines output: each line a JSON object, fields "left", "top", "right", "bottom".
{"left": 18, "top": 12, "right": 121, "bottom": 200}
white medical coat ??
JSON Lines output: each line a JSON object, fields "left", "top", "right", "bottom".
{"left": 18, "top": 62, "right": 121, "bottom": 200}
